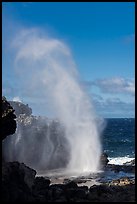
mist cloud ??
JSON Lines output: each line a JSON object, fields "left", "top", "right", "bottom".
{"left": 7, "top": 27, "right": 102, "bottom": 173}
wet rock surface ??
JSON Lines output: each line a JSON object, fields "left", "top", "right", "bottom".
{"left": 106, "top": 163, "right": 135, "bottom": 173}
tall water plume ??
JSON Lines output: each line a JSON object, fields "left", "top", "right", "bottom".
{"left": 4, "top": 29, "right": 102, "bottom": 174}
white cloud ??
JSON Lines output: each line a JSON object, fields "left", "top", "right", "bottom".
{"left": 82, "top": 76, "right": 135, "bottom": 117}
{"left": 92, "top": 77, "right": 135, "bottom": 95}
{"left": 92, "top": 96, "right": 135, "bottom": 118}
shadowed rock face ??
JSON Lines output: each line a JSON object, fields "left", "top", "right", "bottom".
{"left": 2, "top": 97, "right": 17, "bottom": 140}
{"left": 2, "top": 161, "right": 37, "bottom": 202}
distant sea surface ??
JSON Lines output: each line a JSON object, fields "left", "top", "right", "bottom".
{"left": 102, "top": 118, "right": 135, "bottom": 165}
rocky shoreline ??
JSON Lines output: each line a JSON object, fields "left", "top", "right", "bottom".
{"left": 2, "top": 160, "right": 135, "bottom": 202}
{"left": 2, "top": 97, "right": 135, "bottom": 202}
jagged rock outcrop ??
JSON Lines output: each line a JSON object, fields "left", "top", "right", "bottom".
{"left": 87, "top": 183, "right": 135, "bottom": 202}
{"left": 2, "top": 160, "right": 135, "bottom": 202}
{"left": 9, "top": 101, "right": 32, "bottom": 117}
{"left": 123, "top": 159, "right": 135, "bottom": 166}
{"left": 106, "top": 163, "right": 135, "bottom": 174}
{"left": 100, "top": 152, "right": 109, "bottom": 168}
{"left": 2, "top": 101, "right": 70, "bottom": 171}
{"left": 2, "top": 96, "right": 17, "bottom": 140}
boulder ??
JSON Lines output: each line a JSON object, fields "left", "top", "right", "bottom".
{"left": 107, "top": 163, "right": 135, "bottom": 173}
{"left": 32, "top": 176, "right": 50, "bottom": 198}
{"left": 2, "top": 161, "right": 36, "bottom": 202}
{"left": 100, "top": 152, "right": 109, "bottom": 168}
{"left": 65, "top": 181, "right": 78, "bottom": 188}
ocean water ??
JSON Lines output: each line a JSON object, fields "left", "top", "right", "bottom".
{"left": 102, "top": 118, "right": 135, "bottom": 165}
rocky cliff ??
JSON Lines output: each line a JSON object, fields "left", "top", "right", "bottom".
{"left": 3, "top": 101, "right": 70, "bottom": 171}
{"left": 9, "top": 101, "right": 32, "bottom": 117}
{"left": 3, "top": 100, "right": 108, "bottom": 171}
{"left": 2, "top": 97, "right": 17, "bottom": 140}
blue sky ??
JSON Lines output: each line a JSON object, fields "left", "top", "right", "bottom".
{"left": 2, "top": 2, "right": 135, "bottom": 118}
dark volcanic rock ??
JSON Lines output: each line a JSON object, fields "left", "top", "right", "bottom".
{"left": 107, "top": 163, "right": 135, "bottom": 173}
{"left": 123, "top": 159, "right": 135, "bottom": 166}
{"left": 100, "top": 152, "right": 109, "bottom": 168}
{"left": 88, "top": 184, "right": 112, "bottom": 202}
{"left": 88, "top": 183, "right": 135, "bottom": 202}
{"left": 33, "top": 176, "right": 50, "bottom": 190}
{"left": 2, "top": 96, "right": 17, "bottom": 140}
{"left": 2, "top": 161, "right": 135, "bottom": 202}
{"left": 48, "top": 184, "right": 65, "bottom": 202}
{"left": 31, "top": 177, "right": 50, "bottom": 202}
{"left": 2, "top": 161, "right": 36, "bottom": 202}
{"left": 65, "top": 181, "right": 78, "bottom": 189}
